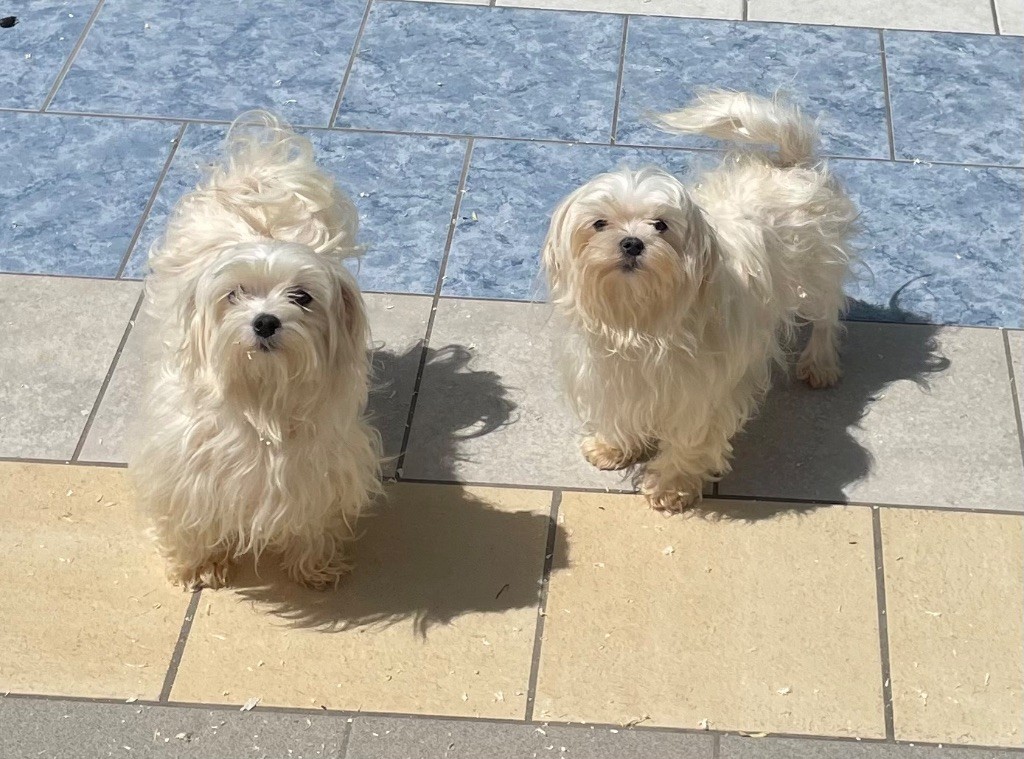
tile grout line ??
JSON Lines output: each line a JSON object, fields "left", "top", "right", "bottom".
{"left": 158, "top": 590, "right": 202, "bottom": 702}
{"left": 392, "top": 138, "right": 475, "bottom": 476}
{"left": 38, "top": 0, "right": 106, "bottom": 111}
{"left": 523, "top": 489, "right": 562, "bottom": 722}
{"left": 1002, "top": 329, "right": 1024, "bottom": 476}
{"left": 990, "top": 0, "right": 1002, "bottom": 34}
{"left": 328, "top": 0, "right": 376, "bottom": 129}
{"left": 741, "top": 0, "right": 749, "bottom": 21}
{"left": 3, "top": 455, "right": 1022, "bottom": 518}
{"left": 871, "top": 507, "right": 896, "bottom": 740}
{"left": 6, "top": 691, "right": 1024, "bottom": 753}
{"left": 609, "top": 16, "right": 630, "bottom": 144}
{"left": 114, "top": 122, "right": 188, "bottom": 279}
{"left": 3, "top": 106, "right": 1023, "bottom": 171}
{"left": 712, "top": 732, "right": 721, "bottom": 758}
{"left": 69, "top": 290, "right": 146, "bottom": 462}
{"left": 877, "top": 29, "right": 897, "bottom": 162}
{"left": 367, "top": 0, "right": 1012, "bottom": 35}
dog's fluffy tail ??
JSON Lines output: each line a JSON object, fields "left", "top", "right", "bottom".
{"left": 654, "top": 90, "right": 819, "bottom": 167}
{"left": 206, "top": 110, "right": 360, "bottom": 257}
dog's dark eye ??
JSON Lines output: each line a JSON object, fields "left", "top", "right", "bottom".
{"left": 289, "top": 289, "right": 313, "bottom": 307}
{"left": 593, "top": 220, "right": 608, "bottom": 231}
{"left": 653, "top": 219, "right": 668, "bottom": 233}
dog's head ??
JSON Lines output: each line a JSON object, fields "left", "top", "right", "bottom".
{"left": 542, "top": 167, "right": 714, "bottom": 332}
{"left": 178, "top": 240, "right": 367, "bottom": 398}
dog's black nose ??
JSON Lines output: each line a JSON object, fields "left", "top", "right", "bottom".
{"left": 252, "top": 313, "right": 281, "bottom": 338}
{"left": 619, "top": 236, "right": 645, "bottom": 257}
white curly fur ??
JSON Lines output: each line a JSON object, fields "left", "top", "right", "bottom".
{"left": 130, "top": 111, "right": 382, "bottom": 590}
{"left": 542, "top": 91, "right": 857, "bottom": 512}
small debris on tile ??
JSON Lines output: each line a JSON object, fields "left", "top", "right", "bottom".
{"left": 66, "top": 489, "right": 74, "bottom": 497}
{"left": 535, "top": 728, "right": 546, "bottom": 735}
{"left": 493, "top": 691, "right": 505, "bottom": 702}
{"left": 461, "top": 692, "right": 469, "bottom": 701}
{"left": 0, "top": 16, "right": 18, "bottom": 28}
{"left": 240, "top": 696, "right": 261, "bottom": 712}
{"left": 174, "top": 733, "right": 191, "bottom": 742}
{"left": 125, "top": 697, "right": 137, "bottom": 703}
{"left": 739, "top": 731, "right": 769, "bottom": 738}
{"left": 776, "top": 686, "right": 791, "bottom": 695}
{"left": 984, "top": 672, "right": 991, "bottom": 686}
{"left": 624, "top": 714, "right": 650, "bottom": 728}
{"left": 661, "top": 546, "right": 674, "bottom": 556}
{"left": 698, "top": 718, "right": 710, "bottom": 730}
{"left": 923, "top": 610, "right": 941, "bottom": 617}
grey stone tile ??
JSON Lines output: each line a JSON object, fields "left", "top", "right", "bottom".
{"left": 748, "top": 0, "right": 996, "bottom": 33}
{"left": 1009, "top": 331, "right": 1023, "bottom": 428}
{"left": 0, "top": 696, "right": 346, "bottom": 758}
{"left": 402, "top": 298, "right": 635, "bottom": 491}
{"left": 997, "top": 0, "right": 1024, "bottom": 34}
{"left": 80, "top": 294, "right": 430, "bottom": 478}
{"left": 0, "top": 275, "right": 140, "bottom": 460}
{"left": 720, "top": 324, "right": 1024, "bottom": 511}
{"left": 347, "top": 716, "right": 713, "bottom": 759}
{"left": 720, "top": 735, "right": 1021, "bottom": 758}
{"left": 366, "top": 294, "right": 433, "bottom": 478}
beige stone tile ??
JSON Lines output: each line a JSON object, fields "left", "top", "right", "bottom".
{"left": 497, "top": 0, "right": 742, "bottom": 19}
{"left": 0, "top": 275, "right": 141, "bottom": 459}
{"left": 996, "top": 0, "right": 1024, "bottom": 34}
{"left": 80, "top": 293, "right": 431, "bottom": 478}
{"left": 171, "top": 483, "right": 556, "bottom": 717}
{"left": 535, "top": 493, "right": 885, "bottom": 737}
{"left": 748, "top": 0, "right": 996, "bottom": 33}
{"left": 882, "top": 508, "right": 1024, "bottom": 747}
{"left": 0, "top": 463, "right": 190, "bottom": 699}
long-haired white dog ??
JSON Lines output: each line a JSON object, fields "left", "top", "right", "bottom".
{"left": 131, "top": 112, "right": 381, "bottom": 590}
{"left": 542, "top": 91, "right": 856, "bottom": 512}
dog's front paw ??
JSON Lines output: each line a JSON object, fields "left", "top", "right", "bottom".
{"left": 168, "top": 559, "right": 231, "bottom": 591}
{"left": 796, "top": 357, "right": 842, "bottom": 389}
{"left": 641, "top": 472, "right": 703, "bottom": 513}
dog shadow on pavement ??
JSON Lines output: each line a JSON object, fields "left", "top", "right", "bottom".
{"left": 691, "top": 297, "right": 951, "bottom": 522}
{"left": 228, "top": 342, "right": 569, "bottom": 635}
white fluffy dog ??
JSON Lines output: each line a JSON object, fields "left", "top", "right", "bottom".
{"left": 542, "top": 91, "right": 856, "bottom": 512}
{"left": 131, "top": 112, "right": 381, "bottom": 590}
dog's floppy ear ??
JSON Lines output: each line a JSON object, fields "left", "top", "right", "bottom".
{"left": 329, "top": 267, "right": 370, "bottom": 364}
{"left": 541, "top": 189, "right": 581, "bottom": 296}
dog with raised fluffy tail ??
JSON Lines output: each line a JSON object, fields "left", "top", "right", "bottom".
{"left": 542, "top": 91, "right": 857, "bottom": 512}
{"left": 131, "top": 112, "right": 381, "bottom": 590}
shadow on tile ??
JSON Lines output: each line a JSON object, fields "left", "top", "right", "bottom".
{"left": 716, "top": 295, "right": 952, "bottom": 511}
{"left": 223, "top": 343, "right": 568, "bottom": 636}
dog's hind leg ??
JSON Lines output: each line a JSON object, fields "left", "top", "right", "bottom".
{"left": 797, "top": 315, "right": 843, "bottom": 389}
{"left": 581, "top": 434, "right": 657, "bottom": 471}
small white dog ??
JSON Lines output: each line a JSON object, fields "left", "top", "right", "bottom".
{"left": 131, "top": 112, "right": 381, "bottom": 590}
{"left": 542, "top": 91, "right": 856, "bottom": 512}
